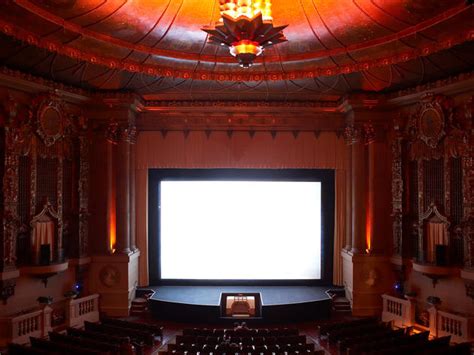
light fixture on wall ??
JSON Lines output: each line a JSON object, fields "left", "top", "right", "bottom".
{"left": 202, "top": 0, "right": 288, "bottom": 68}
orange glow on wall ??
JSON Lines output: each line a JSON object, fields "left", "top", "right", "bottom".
{"left": 107, "top": 142, "right": 116, "bottom": 253}
{"left": 109, "top": 206, "right": 116, "bottom": 253}
{"left": 366, "top": 203, "right": 372, "bottom": 254}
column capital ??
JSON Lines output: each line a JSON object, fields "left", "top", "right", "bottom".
{"left": 363, "top": 122, "right": 376, "bottom": 145}
{"left": 105, "top": 122, "right": 137, "bottom": 144}
{"left": 344, "top": 124, "right": 362, "bottom": 145}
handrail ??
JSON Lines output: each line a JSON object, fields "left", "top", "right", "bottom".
{"left": 67, "top": 293, "right": 100, "bottom": 328}
{"left": 381, "top": 294, "right": 415, "bottom": 328}
{"left": 437, "top": 310, "right": 474, "bottom": 343}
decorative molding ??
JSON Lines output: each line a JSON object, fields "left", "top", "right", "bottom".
{"left": 0, "top": 66, "right": 91, "bottom": 98}
{"left": 30, "top": 201, "right": 59, "bottom": 227}
{"left": 391, "top": 71, "right": 474, "bottom": 99}
{"left": 57, "top": 157, "right": 64, "bottom": 261}
{"left": 405, "top": 94, "right": 470, "bottom": 161}
{"left": 1, "top": 102, "right": 23, "bottom": 270}
{"left": 139, "top": 112, "right": 344, "bottom": 132}
{"left": 420, "top": 203, "right": 450, "bottom": 227}
{"left": 144, "top": 100, "right": 339, "bottom": 110}
{"left": 105, "top": 122, "right": 137, "bottom": 144}
{"left": 364, "top": 122, "right": 376, "bottom": 145}
{"left": 344, "top": 124, "right": 363, "bottom": 145}
{"left": 1, "top": 65, "right": 473, "bottom": 115}
{"left": 36, "top": 98, "right": 67, "bottom": 147}
{"left": 391, "top": 133, "right": 403, "bottom": 256}
{"left": 78, "top": 134, "right": 89, "bottom": 258}
{"left": 1, "top": 14, "right": 473, "bottom": 82}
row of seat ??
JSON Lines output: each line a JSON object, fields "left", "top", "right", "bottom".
{"left": 183, "top": 327, "right": 300, "bottom": 337}
{"left": 8, "top": 318, "right": 164, "bottom": 355}
{"left": 318, "top": 317, "right": 471, "bottom": 355}
{"left": 160, "top": 325, "right": 325, "bottom": 355}
{"left": 176, "top": 334, "right": 308, "bottom": 346}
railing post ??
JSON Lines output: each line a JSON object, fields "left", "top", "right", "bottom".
{"left": 66, "top": 298, "right": 75, "bottom": 327}
{"left": 42, "top": 306, "right": 52, "bottom": 337}
{"left": 428, "top": 306, "right": 438, "bottom": 337}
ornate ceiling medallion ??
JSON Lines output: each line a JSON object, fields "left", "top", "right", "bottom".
{"left": 202, "top": 0, "right": 287, "bottom": 68}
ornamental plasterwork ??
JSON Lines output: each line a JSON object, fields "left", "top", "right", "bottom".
{"left": 36, "top": 97, "right": 67, "bottom": 147}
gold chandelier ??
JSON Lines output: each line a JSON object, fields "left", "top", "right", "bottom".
{"left": 202, "top": 0, "right": 288, "bottom": 68}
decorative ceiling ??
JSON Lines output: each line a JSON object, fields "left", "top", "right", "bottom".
{"left": 0, "top": 0, "right": 473, "bottom": 100}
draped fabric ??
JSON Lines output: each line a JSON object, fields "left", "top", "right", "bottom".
{"left": 333, "top": 169, "right": 346, "bottom": 286}
{"left": 32, "top": 221, "right": 54, "bottom": 264}
{"left": 136, "top": 131, "right": 347, "bottom": 286}
{"left": 137, "top": 131, "right": 346, "bottom": 170}
{"left": 426, "top": 222, "right": 449, "bottom": 263}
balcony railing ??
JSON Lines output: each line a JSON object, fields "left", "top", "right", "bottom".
{"left": 381, "top": 294, "right": 415, "bottom": 328}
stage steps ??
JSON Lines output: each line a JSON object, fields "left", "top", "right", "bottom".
{"left": 326, "top": 289, "right": 351, "bottom": 313}
{"left": 131, "top": 298, "right": 148, "bottom": 316}
{"left": 131, "top": 289, "right": 155, "bottom": 316}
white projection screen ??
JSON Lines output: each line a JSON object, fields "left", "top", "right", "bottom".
{"left": 159, "top": 181, "right": 322, "bottom": 280}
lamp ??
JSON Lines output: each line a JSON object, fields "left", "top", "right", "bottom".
{"left": 202, "top": 0, "right": 288, "bottom": 67}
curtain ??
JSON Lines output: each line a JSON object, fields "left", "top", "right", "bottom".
{"left": 32, "top": 221, "right": 54, "bottom": 264}
{"left": 426, "top": 222, "right": 448, "bottom": 263}
{"left": 137, "top": 131, "right": 346, "bottom": 169}
{"left": 333, "top": 169, "right": 346, "bottom": 285}
{"left": 136, "top": 131, "right": 348, "bottom": 286}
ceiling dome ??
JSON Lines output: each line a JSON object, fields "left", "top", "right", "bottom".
{"left": 0, "top": 0, "right": 472, "bottom": 100}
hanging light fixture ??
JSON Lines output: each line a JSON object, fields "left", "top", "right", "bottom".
{"left": 202, "top": 0, "right": 288, "bottom": 68}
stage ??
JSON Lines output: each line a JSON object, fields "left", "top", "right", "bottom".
{"left": 147, "top": 286, "right": 332, "bottom": 323}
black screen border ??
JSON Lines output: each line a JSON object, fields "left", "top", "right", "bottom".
{"left": 148, "top": 169, "right": 335, "bottom": 286}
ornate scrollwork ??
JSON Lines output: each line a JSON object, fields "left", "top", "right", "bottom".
{"left": 392, "top": 134, "right": 403, "bottom": 255}
{"left": 105, "top": 122, "right": 137, "bottom": 144}
{"left": 344, "top": 124, "right": 362, "bottom": 145}
{"left": 364, "top": 122, "right": 376, "bottom": 145}
{"left": 404, "top": 94, "right": 470, "bottom": 160}
{"left": 78, "top": 135, "right": 90, "bottom": 257}
{"left": 36, "top": 97, "right": 67, "bottom": 147}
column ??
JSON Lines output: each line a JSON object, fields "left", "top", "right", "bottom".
{"left": 114, "top": 138, "right": 131, "bottom": 255}
{"left": 345, "top": 143, "right": 352, "bottom": 250}
{"left": 366, "top": 123, "right": 376, "bottom": 253}
{"left": 351, "top": 126, "right": 367, "bottom": 254}
{"left": 130, "top": 141, "right": 137, "bottom": 251}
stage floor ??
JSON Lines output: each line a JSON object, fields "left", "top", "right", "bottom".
{"left": 147, "top": 285, "right": 333, "bottom": 322}
{"left": 148, "top": 286, "right": 331, "bottom": 306}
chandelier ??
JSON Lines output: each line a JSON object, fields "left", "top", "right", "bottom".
{"left": 202, "top": 0, "right": 288, "bottom": 68}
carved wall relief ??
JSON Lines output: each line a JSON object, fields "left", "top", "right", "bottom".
{"left": 394, "top": 94, "right": 473, "bottom": 267}
{"left": 1, "top": 93, "right": 90, "bottom": 277}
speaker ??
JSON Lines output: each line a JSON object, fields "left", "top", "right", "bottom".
{"left": 39, "top": 244, "right": 51, "bottom": 265}
{"left": 435, "top": 245, "right": 447, "bottom": 266}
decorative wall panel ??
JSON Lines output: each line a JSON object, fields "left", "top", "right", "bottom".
{"left": 394, "top": 94, "right": 473, "bottom": 268}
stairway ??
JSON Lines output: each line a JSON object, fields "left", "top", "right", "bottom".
{"left": 130, "top": 289, "right": 155, "bottom": 316}
{"left": 326, "top": 289, "right": 352, "bottom": 314}
{"left": 130, "top": 297, "right": 149, "bottom": 316}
